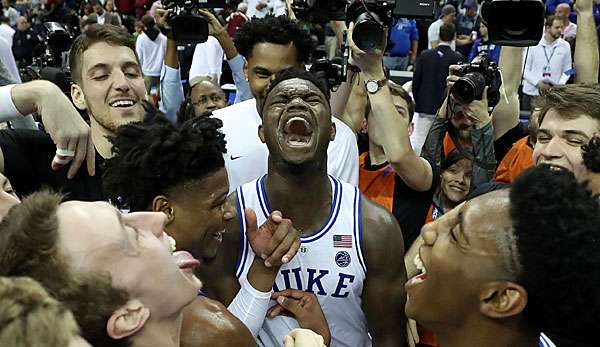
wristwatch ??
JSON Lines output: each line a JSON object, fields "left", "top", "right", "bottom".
{"left": 365, "top": 78, "right": 387, "bottom": 94}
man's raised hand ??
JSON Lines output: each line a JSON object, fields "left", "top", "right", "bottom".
{"left": 245, "top": 208, "right": 300, "bottom": 268}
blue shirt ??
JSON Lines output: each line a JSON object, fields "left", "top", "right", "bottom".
{"left": 387, "top": 18, "right": 419, "bottom": 57}
{"left": 468, "top": 39, "right": 501, "bottom": 63}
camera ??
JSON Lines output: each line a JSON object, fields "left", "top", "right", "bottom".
{"left": 291, "top": 0, "right": 347, "bottom": 21}
{"left": 346, "top": 0, "right": 395, "bottom": 51}
{"left": 450, "top": 52, "right": 502, "bottom": 108}
{"left": 20, "top": 22, "right": 73, "bottom": 94}
{"left": 310, "top": 31, "right": 349, "bottom": 91}
{"left": 161, "top": 0, "right": 225, "bottom": 45}
{"left": 481, "top": 0, "right": 544, "bottom": 47}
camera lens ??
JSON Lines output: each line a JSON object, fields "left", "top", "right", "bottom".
{"left": 451, "top": 72, "right": 486, "bottom": 105}
{"left": 353, "top": 15, "right": 384, "bottom": 51}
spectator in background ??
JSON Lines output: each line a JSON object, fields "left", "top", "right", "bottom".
{"left": 384, "top": 17, "right": 418, "bottom": 71}
{"left": 413, "top": 23, "right": 463, "bottom": 155}
{"left": 11, "top": 16, "right": 39, "bottom": 67}
{"left": 546, "top": 0, "right": 572, "bottom": 14}
{"left": 522, "top": 15, "right": 572, "bottom": 110}
{"left": 88, "top": 0, "right": 121, "bottom": 25}
{"left": 428, "top": 4, "right": 456, "bottom": 49}
{"left": 0, "top": 34, "right": 20, "bottom": 83}
{"left": 132, "top": 19, "right": 143, "bottom": 40}
{"left": 115, "top": 0, "right": 135, "bottom": 17}
{"left": 1, "top": 0, "right": 18, "bottom": 27}
{"left": 555, "top": 2, "right": 577, "bottom": 41}
{"left": 468, "top": 21, "right": 501, "bottom": 63}
{"left": 0, "top": 14, "right": 14, "bottom": 45}
{"left": 246, "top": 0, "right": 270, "bottom": 18}
{"left": 136, "top": 14, "right": 166, "bottom": 96}
{"left": 104, "top": 0, "right": 122, "bottom": 26}
{"left": 225, "top": 1, "right": 248, "bottom": 37}
{"left": 454, "top": 0, "right": 479, "bottom": 57}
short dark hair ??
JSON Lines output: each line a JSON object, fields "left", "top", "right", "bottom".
{"left": 388, "top": 81, "right": 415, "bottom": 122}
{"left": 0, "top": 191, "right": 131, "bottom": 347}
{"left": 583, "top": 136, "right": 600, "bottom": 173}
{"left": 69, "top": 24, "right": 136, "bottom": 84}
{"left": 535, "top": 84, "right": 600, "bottom": 124}
{"left": 0, "top": 15, "right": 8, "bottom": 24}
{"left": 545, "top": 14, "right": 560, "bottom": 27}
{"left": 441, "top": 148, "right": 472, "bottom": 172}
{"left": 234, "top": 15, "right": 312, "bottom": 64}
{"left": 103, "top": 116, "right": 227, "bottom": 212}
{"left": 439, "top": 23, "right": 456, "bottom": 42}
{"left": 510, "top": 165, "right": 600, "bottom": 344}
{"left": 141, "top": 14, "right": 154, "bottom": 29}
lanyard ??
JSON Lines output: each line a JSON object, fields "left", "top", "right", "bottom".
{"left": 543, "top": 46, "right": 557, "bottom": 68}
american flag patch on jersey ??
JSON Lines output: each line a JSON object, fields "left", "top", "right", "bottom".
{"left": 333, "top": 235, "right": 352, "bottom": 248}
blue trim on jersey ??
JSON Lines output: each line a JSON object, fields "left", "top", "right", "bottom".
{"left": 256, "top": 175, "right": 270, "bottom": 219}
{"left": 256, "top": 174, "right": 342, "bottom": 243}
{"left": 235, "top": 188, "right": 249, "bottom": 279}
{"left": 301, "top": 176, "right": 342, "bottom": 243}
{"left": 539, "top": 333, "right": 556, "bottom": 347}
{"left": 353, "top": 188, "right": 367, "bottom": 275}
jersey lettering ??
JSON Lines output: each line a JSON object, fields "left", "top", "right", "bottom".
{"left": 307, "top": 269, "right": 329, "bottom": 295}
{"left": 332, "top": 273, "right": 356, "bottom": 298}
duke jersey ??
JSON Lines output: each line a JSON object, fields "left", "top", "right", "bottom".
{"left": 235, "top": 175, "right": 371, "bottom": 347}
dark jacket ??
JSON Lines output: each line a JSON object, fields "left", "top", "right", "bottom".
{"left": 413, "top": 44, "right": 463, "bottom": 115}
{"left": 12, "top": 28, "right": 40, "bottom": 65}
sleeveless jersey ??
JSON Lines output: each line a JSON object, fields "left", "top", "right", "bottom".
{"left": 234, "top": 175, "right": 371, "bottom": 347}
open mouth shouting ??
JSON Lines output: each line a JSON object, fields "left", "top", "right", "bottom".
{"left": 278, "top": 111, "right": 315, "bottom": 149}
{"left": 406, "top": 252, "right": 428, "bottom": 289}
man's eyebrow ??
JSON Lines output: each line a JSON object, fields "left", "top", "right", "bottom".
{"left": 87, "top": 63, "right": 109, "bottom": 75}
{"left": 122, "top": 61, "right": 141, "bottom": 70}
{"left": 563, "top": 130, "right": 591, "bottom": 138}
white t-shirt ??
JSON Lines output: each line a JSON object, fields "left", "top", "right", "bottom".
{"left": 135, "top": 31, "right": 167, "bottom": 77}
{"left": 189, "top": 36, "right": 224, "bottom": 84}
{"left": 246, "top": 0, "right": 271, "bottom": 18}
{"left": 0, "top": 23, "right": 15, "bottom": 47}
{"left": 427, "top": 19, "right": 456, "bottom": 51}
{"left": 0, "top": 37, "right": 21, "bottom": 83}
{"left": 213, "top": 98, "right": 359, "bottom": 192}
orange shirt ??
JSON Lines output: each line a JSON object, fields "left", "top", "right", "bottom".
{"left": 443, "top": 132, "right": 471, "bottom": 156}
{"left": 495, "top": 136, "right": 534, "bottom": 183}
{"left": 358, "top": 152, "right": 396, "bottom": 212}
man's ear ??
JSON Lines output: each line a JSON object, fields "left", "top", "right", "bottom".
{"left": 258, "top": 125, "right": 265, "bottom": 143}
{"left": 106, "top": 299, "right": 150, "bottom": 340}
{"left": 152, "top": 195, "right": 174, "bottom": 223}
{"left": 71, "top": 83, "right": 87, "bottom": 111}
{"left": 330, "top": 122, "right": 336, "bottom": 141}
{"left": 479, "top": 281, "right": 528, "bottom": 319}
{"left": 408, "top": 122, "right": 415, "bottom": 137}
{"left": 243, "top": 60, "right": 249, "bottom": 81}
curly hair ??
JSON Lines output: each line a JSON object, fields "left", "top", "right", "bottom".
{"left": 266, "top": 67, "right": 330, "bottom": 99}
{"left": 510, "top": 165, "right": 600, "bottom": 345}
{"left": 0, "top": 191, "right": 131, "bottom": 347}
{"left": 103, "top": 116, "right": 227, "bottom": 212}
{"left": 234, "top": 15, "right": 312, "bottom": 63}
{"left": 582, "top": 136, "right": 600, "bottom": 173}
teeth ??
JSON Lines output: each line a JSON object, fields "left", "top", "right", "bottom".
{"left": 110, "top": 100, "right": 135, "bottom": 107}
{"left": 414, "top": 254, "right": 426, "bottom": 275}
{"left": 168, "top": 235, "right": 177, "bottom": 253}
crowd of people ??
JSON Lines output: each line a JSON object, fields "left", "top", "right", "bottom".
{"left": 0, "top": 0, "right": 599, "bottom": 347}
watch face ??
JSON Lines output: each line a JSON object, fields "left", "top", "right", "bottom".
{"left": 366, "top": 80, "right": 378, "bottom": 93}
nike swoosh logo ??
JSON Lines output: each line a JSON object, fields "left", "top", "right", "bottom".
{"left": 230, "top": 155, "right": 242, "bottom": 160}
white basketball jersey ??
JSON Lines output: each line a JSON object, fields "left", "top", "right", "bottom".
{"left": 235, "top": 175, "right": 371, "bottom": 347}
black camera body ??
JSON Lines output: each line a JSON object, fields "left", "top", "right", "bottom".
{"left": 481, "top": 0, "right": 544, "bottom": 47}
{"left": 161, "top": 0, "right": 225, "bottom": 45}
{"left": 450, "top": 52, "right": 502, "bottom": 108}
{"left": 291, "top": 0, "right": 347, "bottom": 21}
{"left": 346, "top": 0, "right": 395, "bottom": 51}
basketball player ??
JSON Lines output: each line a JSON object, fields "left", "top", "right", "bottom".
{"left": 199, "top": 68, "right": 408, "bottom": 347}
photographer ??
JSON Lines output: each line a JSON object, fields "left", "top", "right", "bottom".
{"left": 155, "top": 7, "right": 252, "bottom": 121}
